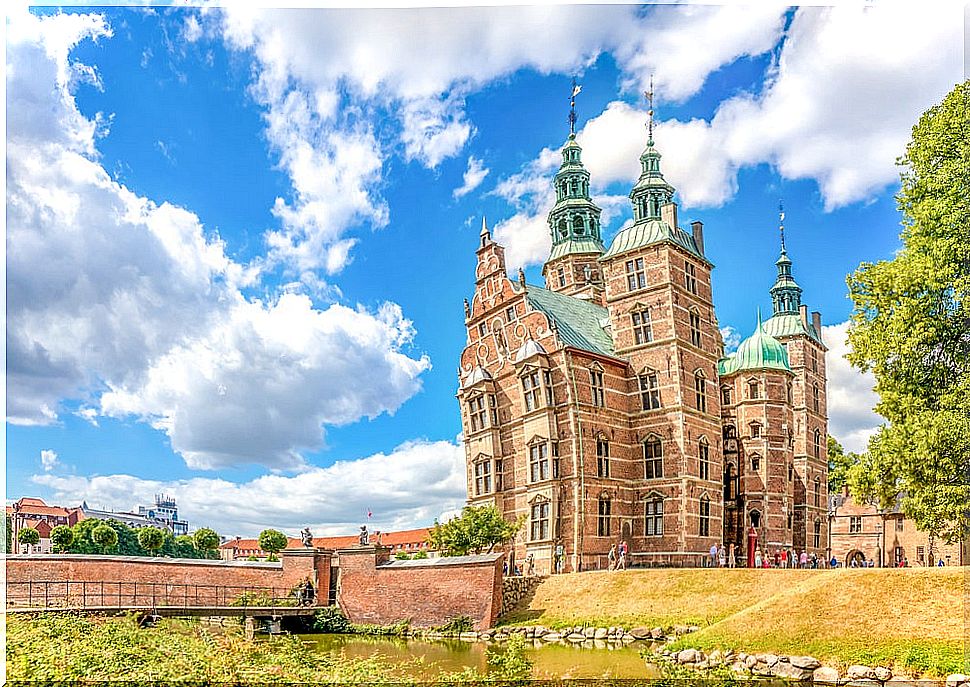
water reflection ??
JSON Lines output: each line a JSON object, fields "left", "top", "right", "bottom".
{"left": 298, "top": 634, "right": 661, "bottom": 679}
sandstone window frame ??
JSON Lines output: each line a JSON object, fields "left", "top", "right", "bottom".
{"left": 698, "top": 436, "right": 711, "bottom": 480}
{"left": 694, "top": 370, "right": 707, "bottom": 413}
{"left": 699, "top": 494, "right": 711, "bottom": 537}
{"left": 849, "top": 516, "right": 862, "bottom": 533}
{"left": 814, "top": 476, "right": 821, "bottom": 507}
{"left": 689, "top": 308, "right": 702, "bottom": 347}
{"left": 643, "top": 435, "right": 663, "bottom": 479}
{"left": 814, "top": 519, "right": 822, "bottom": 548}
{"left": 747, "top": 378, "right": 760, "bottom": 400}
{"left": 589, "top": 364, "right": 606, "bottom": 407}
{"left": 685, "top": 260, "right": 698, "bottom": 295}
{"left": 639, "top": 371, "right": 661, "bottom": 410}
{"left": 721, "top": 385, "right": 732, "bottom": 406}
{"left": 750, "top": 453, "right": 761, "bottom": 472}
{"left": 495, "top": 458, "right": 504, "bottom": 492}
{"left": 543, "top": 369, "right": 555, "bottom": 406}
{"left": 750, "top": 421, "right": 762, "bottom": 438}
{"left": 597, "top": 494, "right": 612, "bottom": 537}
{"left": 557, "top": 266, "right": 566, "bottom": 288}
{"left": 521, "top": 368, "right": 542, "bottom": 412}
{"left": 596, "top": 436, "right": 611, "bottom": 478}
{"left": 813, "top": 429, "right": 822, "bottom": 459}
{"left": 473, "top": 458, "right": 493, "bottom": 496}
{"left": 749, "top": 509, "right": 762, "bottom": 528}
{"left": 466, "top": 393, "right": 493, "bottom": 433}
{"left": 631, "top": 308, "right": 653, "bottom": 345}
{"left": 530, "top": 496, "right": 551, "bottom": 542}
{"left": 813, "top": 383, "right": 820, "bottom": 413}
{"left": 625, "top": 257, "right": 646, "bottom": 291}
{"left": 528, "top": 439, "right": 550, "bottom": 483}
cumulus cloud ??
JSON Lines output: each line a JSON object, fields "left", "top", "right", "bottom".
{"left": 823, "top": 321, "right": 882, "bottom": 454}
{"left": 720, "top": 326, "right": 742, "bottom": 353}
{"left": 453, "top": 155, "right": 489, "bottom": 200}
{"left": 33, "top": 439, "right": 466, "bottom": 537}
{"left": 40, "top": 450, "right": 59, "bottom": 473}
{"left": 6, "top": 10, "right": 431, "bottom": 471}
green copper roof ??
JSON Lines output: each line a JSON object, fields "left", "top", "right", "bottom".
{"left": 600, "top": 218, "right": 707, "bottom": 263}
{"left": 762, "top": 312, "right": 823, "bottom": 344}
{"left": 549, "top": 237, "right": 607, "bottom": 261}
{"left": 719, "top": 317, "right": 791, "bottom": 376}
{"left": 525, "top": 285, "right": 614, "bottom": 357}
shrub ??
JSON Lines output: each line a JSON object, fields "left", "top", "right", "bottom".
{"left": 394, "top": 551, "right": 412, "bottom": 560}
{"left": 313, "top": 607, "right": 352, "bottom": 634}
{"left": 193, "top": 528, "right": 220, "bottom": 553}
{"left": 91, "top": 525, "right": 119, "bottom": 553}
{"left": 436, "top": 615, "right": 474, "bottom": 634}
{"left": 17, "top": 527, "right": 40, "bottom": 551}
{"left": 137, "top": 527, "right": 166, "bottom": 555}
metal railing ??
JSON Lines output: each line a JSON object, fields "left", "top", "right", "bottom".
{"left": 5, "top": 581, "right": 308, "bottom": 610}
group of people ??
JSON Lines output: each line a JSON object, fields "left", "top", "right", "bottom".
{"left": 751, "top": 547, "right": 823, "bottom": 569}
{"left": 606, "top": 541, "right": 628, "bottom": 570}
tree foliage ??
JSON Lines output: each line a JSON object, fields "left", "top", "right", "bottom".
{"left": 57, "top": 519, "right": 216, "bottom": 559}
{"left": 91, "top": 525, "right": 119, "bottom": 553}
{"left": 427, "top": 506, "right": 521, "bottom": 556}
{"left": 846, "top": 81, "right": 970, "bottom": 542}
{"left": 18, "top": 527, "right": 40, "bottom": 548}
{"left": 50, "top": 525, "right": 74, "bottom": 553}
{"left": 193, "top": 527, "right": 220, "bottom": 553}
{"left": 137, "top": 527, "right": 166, "bottom": 554}
{"left": 827, "top": 435, "right": 861, "bottom": 495}
{"left": 258, "top": 529, "right": 289, "bottom": 557}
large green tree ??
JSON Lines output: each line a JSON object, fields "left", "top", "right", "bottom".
{"left": 17, "top": 527, "right": 40, "bottom": 552}
{"left": 427, "top": 506, "right": 521, "bottom": 557}
{"left": 50, "top": 525, "right": 74, "bottom": 553}
{"left": 258, "top": 529, "right": 289, "bottom": 561}
{"left": 846, "top": 81, "right": 970, "bottom": 543}
{"left": 193, "top": 528, "right": 221, "bottom": 557}
{"left": 91, "top": 524, "right": 119, "bottom": 553}
{"left": 137, "top": 527, "right": 166, "bottom": 555}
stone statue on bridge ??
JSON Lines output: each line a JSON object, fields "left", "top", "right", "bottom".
{"left": 358, "top": 525, "right": 369, "bottom": 546}
{"left": 301, "top": 527, "right": 313, "bottom": 548}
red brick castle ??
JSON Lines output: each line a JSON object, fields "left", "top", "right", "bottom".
{"left": 458, "top": 102, "right": 829, "bottom": 573}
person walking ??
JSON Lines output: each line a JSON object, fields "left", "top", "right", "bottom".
{"left": 607, "top": 544, "right": 617, "bottom": 571}
{"left": 728, "top": 542, "right": 736, "bottom": 568}
{"left": 800, "top": 551, "right": 808, "bottom": 569}
{"left": 709, "top": 543, "right": 718, "bottom": 568}
{"left": 755, "top": 549, "right": 763, "bottom": 568}
{"left": 718, "top": 545, "right": 727, "bottom": 568}
{"left": 617, "top": 541, "right": 628, "bottom": 571}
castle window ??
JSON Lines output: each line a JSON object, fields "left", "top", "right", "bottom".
{"left": 694, "top": 371, "right": 707, "bottom": 413}
{"left": 632, "top": 309, "right": 653, "bottom": 345}
{"left": 590, "top": 368, "right": 605, "bottom": 407}
{"left": 814, "top": 477, "right": 821, "bottom": 507}
{"left": 721, "top": 386, "right": 732, "bottom": 406}
{"left": 639, "top": 373, "right": 661, "bottom": 410}
{"left": 467, "top": 396, "right": 488, "bottom": 432}
{"left": 552, "top": 442, "right": 560, "bottom": 479}
{"left": 896, "top": 518, "right": 904, "bottom": 532}
{"left": 750, "top": 422, "right": 762, "bottom": 438}
{"left": 751, "top": 454, "right": 761, "bottom": 472}
{"left": 543, "top": 370, "right": 554, "bottom": 406}
{"left": 685, "top": 261, "right": 697, "bottom": 295}
{"left": 596, "top": 438, "right": 610, "bottom": 478}
{"left": 689, "top": 310, "right": 702, "bottom": 347}
{"left": 477, "top": 322, "right": 486, "bottom": 337}
{"left": 849, "top": 516, "right": 862, "bottom": 533}
{"left": 489, "top": 394, "right": 498, "bottom": 425}
{"left": 645, "top": 498, "right": 664, "bottom": 536}
{"left": 786, "top": 381, "right": 793, "bottom": 404}
{"left": 699, "top": 437, "right": 711, "bottom": 480}
{"left": 699, "top": 496, "right": 711, "bottom": 537}
{"left": 787, "top": 510, "right": 793, "bottom": 530}
{"left": 813, "top": 384, "right": 820, "bottom": 413}
{"left": 750, "top": 510, "right": 761, "bottom": 528}
{"left": 529, "top": 443, "right": 549, "bottom": 482}
{"left": 788, "top": 463, "right": 794, "bottom": 482}
{"left": 813, "top": 429, "right": 822, "bottom": 459}
{"left": 724, "top": 463, "right": 736, "bottom": 500}
{"left": 495, "top": 459, "right": 504, "bottom": 492}
{"left": 748, "top": 379, "right": 760, "bottom": 399}
{"left": 597, "top": 497, "right": 612, "bottom": 537}
{"left": 811, "top": 348, "right": 818, "bottom": 373}
{"left": 530, "top": 500, "right": 550, "bottom": 541}
{"left": 814, "top": 519, "right": 822, "bottom": 548}
{"left": 474, "top": 460, "right": 492, "bottom": 496}
{"left": 506, "top": 306, "right": 516, "bottom": 323}
{"left": 557, "top": 266, "right": 566, "bottom": 288}
{"left": 626, "top": 258, "right": 646, "bottom": 291}
{"left": 644, "top": 436, "right": 663, "bottom": 479}
{"left": 522, "top": 370, "right": 541, "bottom": 411}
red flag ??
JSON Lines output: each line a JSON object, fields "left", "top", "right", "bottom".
{"left": 367, "top": 509, "right": 372, "bottom": 519}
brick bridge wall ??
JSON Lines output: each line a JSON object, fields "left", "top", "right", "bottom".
{"left": 6, "top": 548, "right": 332, "bottom": 607}
{"left": 336, "top": 546, "right": 504, "bottom": 630}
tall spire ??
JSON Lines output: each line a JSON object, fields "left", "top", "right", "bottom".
{"left": 769, "top": 203, "right": 802, "bottom": 316}
{"left": 628, "top": 76, "right": 674, "bottom": 223}
{"left": 568, "top": 78, "right": 581, "bottom": 136}
{"left": 645, "top": 74, "right": 655, "bottom": 145}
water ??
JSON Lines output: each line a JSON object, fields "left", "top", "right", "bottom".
{"left": 299, "top": 634, "right": 662, "bottom": 680}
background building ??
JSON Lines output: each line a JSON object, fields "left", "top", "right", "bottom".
{"left": 458, "top": 108, "right": 828, "bottom": 573}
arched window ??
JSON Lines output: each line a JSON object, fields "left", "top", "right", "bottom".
{"left": 813, "top": 429, "right": 822, "bottom": 459}
{"left": 643, "top": 436, "right": 663, "bottom": 479}
{"left": 698, "top": 437, "right": 711, "bottom": 480}
{"left": 694, "top": 371, "right": 707, "bottom": 412}
{"left": 699, "top": 495, "right": 711, "bottom": 537}
{"left": 748, "top": 379, "right": 760, "bottom": 400}
{"left": 596, "top": 437, "right": 610, "bottom": 478}
{"left": 750, "top": 509, "right": 762, "bottom": 528}
{"left": 750, "top": 453, "right": 761, "bottom": 472}
{"left": 813, "top": 383, "right": 820, "bottom": 413}
{"left": 813, "top": 519, "right": 822, "bottom": 548}
{"left": 814, "top": 476, "right": 821, "bottom": 507}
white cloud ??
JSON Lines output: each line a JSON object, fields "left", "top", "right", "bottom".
{"left": 401, "top": 96, "right": 472, "bottom": 169}
{"left": 721, "top": 326, "right": 742, "bottom": 353}
{"left": 6, "top": 10, "right": 431, "bottom": 471}
{"left": 823, "top": 321, "right": 882, "bottom": 454}
{"left": 453, "top": 155, "right": 490, "bottom": 200}
{"left": 33, "top": 439, "right": 466, "bottom": 537}
{"left": 40, "top": 450, "right": 59, "bottom": 473}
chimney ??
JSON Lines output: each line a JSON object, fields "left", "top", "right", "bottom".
{"left": 661, "top": 201, "right": 678, "bottom": 229}
{"left": 691, "top": 220, "right": 705, "bottom": 254}
{"left": 811, "top": 311, "right": 822, "bottom": 337}
{"left": 799, "top": 304, "right": 809, "bottom": 330}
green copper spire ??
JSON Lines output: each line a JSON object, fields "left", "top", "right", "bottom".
{"left": 629, "top": 76, "right": 675, "bottom": 223}
{"left": 718, "top": 309, "right": 792, "bottom": 376}
{"left": 546, "top": 80, "right": 604, "bottom": 261}
{"left": 770, "top": 202, "right": 803, "bottom": 315}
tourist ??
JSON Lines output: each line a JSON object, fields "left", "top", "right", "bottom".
{"left": 810, "top": 552, "right": 818, "bottom": 569}
{"left": 728, "top": 543, "right": 736, "bottom": 568}
{"left": 526, "top": 553, "right": 535, "bottom": 576}
{"left": 617, "top": 541, "right": 628, "bottom": 570}
{"left": 800, "top": 551, "right": 808, "bottom": 568}
{"left": 830, "top": 556, "right": 838, "bottom": 569}
{"left": 938, "top": 558, "right": 945, "bottom": 567}
{"left": 718, "top": 545, "right": 727, "bottom": 568}
{"left": 608, "top": 544, "right": 617, "bottom": 570}
{"left": 709, "top": 543, "right": 718, "bottom": 568}
{"left": 779, "top": 548, "right": 787, "bottom": 568}
{"left": 503, "top": 561, "right": 508, "bottom": 576}
{"left": 754, "top": 549, "right": 763, "bottom": 568}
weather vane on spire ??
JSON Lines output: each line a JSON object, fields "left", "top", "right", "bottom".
{"left": 569, "top": 78, "right": 582, "bottom": 136}
{"left": 644, "top": 74, "right": 655, "bottom": 144}
{"left": 778, "top": 200, "right": 786, "bottom": 252}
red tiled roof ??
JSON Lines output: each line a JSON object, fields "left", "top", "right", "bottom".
{"left": 218, "top": 527, "right": 432, "bottom": 554}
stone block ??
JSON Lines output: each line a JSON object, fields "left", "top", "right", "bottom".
{"left": 790, "top": 656, "right": 821, "bottom": 670}
{"left": 847, "top": 665, "right": 877, "bottom": 681}
{"left": 945, "top": 675, "right": 969, "bottom": 687}
{"left": 677, "top": 649, "right": 700, "bottom": 664}
{"left": 813, "top": 666, "right": 841, "bottom": 684}
{"left": 873, "top": 667, "right": 892, "bottom": 682}
{"left": 594, "top": 627, "right": 608, "bottom": 639}
{"left": 771, "top": 662, "right": 814, "bottom": 681}
{"left": 542, "top": 632, "right": 561, "bottom": 642}
{"left": 630, "top": 626, "right": 651, "bottom": 639}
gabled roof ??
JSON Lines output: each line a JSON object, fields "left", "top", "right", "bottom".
{"left": 524, "top": 285, "right": 615, "bottom": 358}
{"left": 600, "top": 218, "right": 708, "bottom": 263}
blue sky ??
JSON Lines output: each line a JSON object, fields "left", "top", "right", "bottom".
{"left": 6, "top": 3, "right": 964, "bottom": 537}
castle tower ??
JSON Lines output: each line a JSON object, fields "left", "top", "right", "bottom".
{"left": 595, "top": 90, "right": 725, "bottom": 565}
{"left": 761, "top": 207, "right": 829, "bottom": 558}
{"left": 718, "top": 313, "right": 796, "bottom": 562}
{"left": 542, "top": 84, "right": 606, "bottom": 303}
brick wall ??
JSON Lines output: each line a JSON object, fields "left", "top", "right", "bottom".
{"left": 6, "top": 548, "right": 332, "bottom": 606}
{"left": 336, "top": 546, "right": 504, "bottom": 630}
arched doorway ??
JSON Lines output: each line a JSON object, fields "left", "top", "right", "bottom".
{"left": 846, "top": 550, "right": 866, "bottom": 568}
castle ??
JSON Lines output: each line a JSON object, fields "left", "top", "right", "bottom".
{"left": 458, "top": 102, "right": 829, "bottom": 573}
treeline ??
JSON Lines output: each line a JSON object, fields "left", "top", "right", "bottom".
{"left": 47, "top": 519, "right": 221, "bottom": 559}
